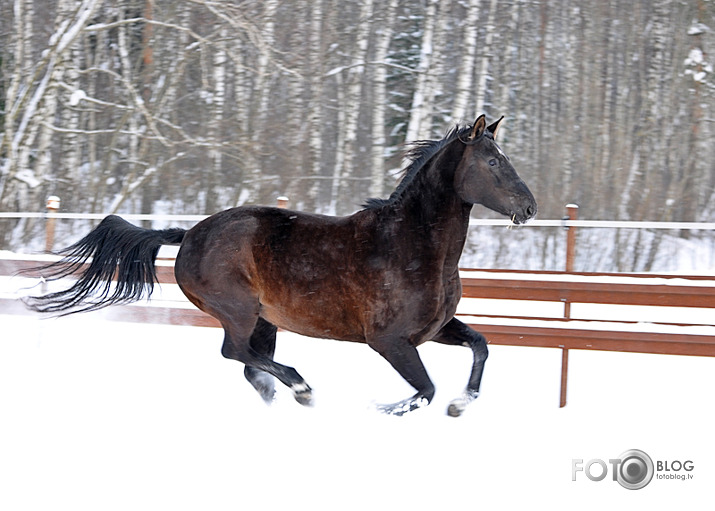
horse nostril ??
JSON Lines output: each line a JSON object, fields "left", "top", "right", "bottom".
{"left": 526, "top": 205, "right": 535, "bottom": 218}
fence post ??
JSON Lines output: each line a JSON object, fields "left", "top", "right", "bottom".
{"left": 276, "top": 196, "right": 289, "bottom": 209}
{"left": 45, "top": 196, "right": 61, "bottom": 253}
{"left": 565, "top": 203, "right": 579, "bottom": 272}
{"left": 560, "top": 203, "right": 578, "bottom": 408}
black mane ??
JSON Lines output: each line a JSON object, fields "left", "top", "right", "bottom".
{"left": 363, "top": 124, "right": 474, "bottom": 209}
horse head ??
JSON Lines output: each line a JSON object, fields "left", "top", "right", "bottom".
{"left": 454, "top": 115, "right": 537, "bottom": 224}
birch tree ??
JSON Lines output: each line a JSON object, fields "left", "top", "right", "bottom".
{"left": 206, "top": 27, "right": 228, "bottom": 212}
{"left": 405, "top": 0, "right": 439, "bottom": 143}
{"left": 474, "top": 0, "right": 498, "bottom": 116}
{"left": 334, "top": 0, "right": 374, "bottom": 214}
{"left": 306, "top": 0, "right": 325, "bottom": 210}
{"left": 451, "top": 0, "right": 480, "bottom": 124}
{"left": 369, "top": 0, "right": 399, "bottom": 200}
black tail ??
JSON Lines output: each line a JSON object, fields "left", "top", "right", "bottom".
{"left": 24, "top": 215, "right": 187, "bottom": 315}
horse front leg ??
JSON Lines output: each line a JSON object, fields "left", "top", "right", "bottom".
{"left": 432, "top": 318, "right": 489, "bottom": 417}
{"left": 368, "top": 337, "right": 436, "bottom": 416}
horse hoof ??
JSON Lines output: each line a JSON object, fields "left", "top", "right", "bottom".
{"left": 375, "top": 396, "right": 429, "bottom": 416}
{"left": 291, "top": 383, "right": 314, "bottom": 407}
{"left": 446, "top": 390, "right": 479, "bottom": 417}
{"left": 447, "top": 400, "right": 466, "bottom": 417}
{"left": 294, "top": 391, "right": 313, "bottom": 407}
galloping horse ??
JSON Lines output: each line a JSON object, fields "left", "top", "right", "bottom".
{"left": 26, "top": 115, "right": 537, "bottom": 416}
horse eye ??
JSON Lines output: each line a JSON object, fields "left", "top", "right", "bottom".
{"left": 488, "top": 159, "right": 498, "bottom": 167}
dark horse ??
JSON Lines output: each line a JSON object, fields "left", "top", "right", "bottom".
{"left": 26, "top": 115, "right": 536, "bottom": 416}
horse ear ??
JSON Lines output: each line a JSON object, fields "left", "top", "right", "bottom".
{"left": 487, "top": 116, "right": 505, "bottom": 140}
{"left": 468, "top": 115, "right": 486, "bottom": 141}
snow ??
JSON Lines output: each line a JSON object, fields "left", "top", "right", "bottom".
{"left": 1, "top": 258, "right": 714, "bottom": 509}
{"left": 685, "top": 48, "right": 705, "bottom": 67}
{"left": 68, "top": 89, "right": 87, "bottom": 106}
{"left": 13, "top": 169, "right": 41, "bottom": 188}
{"left": 1, "top": 311, "right": 714, "bottom": 510}
{"left": 687, "top": 22, "right": 710, "bottom": 36}
{"left": 684, "top": 47, "right": 713, "bottom": 84}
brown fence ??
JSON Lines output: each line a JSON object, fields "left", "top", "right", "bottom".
{"left": 458, "top": 269, "right": 715, "bottom": 406}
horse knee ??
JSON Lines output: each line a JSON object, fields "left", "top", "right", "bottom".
{"left": 477, "top": 342, "right": 489, "bottom": 362}
{"left": 471, "top": 332, "right": 489, "bottom": 360}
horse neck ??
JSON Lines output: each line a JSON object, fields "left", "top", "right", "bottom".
{"left": 393, "top": 141, "right": 472, "bottom": 265}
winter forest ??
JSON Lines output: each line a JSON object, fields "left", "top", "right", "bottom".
{"left": 0, "top": 0, "right": 714, "bottom": 270}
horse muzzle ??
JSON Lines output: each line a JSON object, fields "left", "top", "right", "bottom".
{"left": 510, "top": 194, "right": 538, "bottom": 225}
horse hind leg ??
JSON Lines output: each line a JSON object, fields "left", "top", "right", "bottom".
{"left": 243, "top": 318, "right": 278, "bottom": 404}
{"left": 221, "top": 318, "right": 314, "bottom": 407}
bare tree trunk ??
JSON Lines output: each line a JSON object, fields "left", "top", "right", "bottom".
{"left": 620, "top": 0, "right": 668, "bottom": 221}
{"left": 233, "top": 35, "right": 251, "bottom": 207}
{"left": 108, "top": 9, "right": 146, "bottom": 214}
{"left": 328, "top": 70, "right": 346, "bottom": 215}
{"left": 451, "top": 0, "right": 480, "bottom": 124}
{"left": 305, "top": 0, "right": 325, "bottom": 211}
{"left": 335, "top": 0, "right": 373, "bottom": 214}
{"left": 559, "top": 3, "right": 582, "bottom": 203}
{"left": 369, "top": 0, "right": 398, "bottom": 200}
{"left": 681, "top": 0, "right": 709, "bottom": 222}
{"left": 242, "top": 0, "right": 279, "bottom": 206}
{"left": 207, "top": 27, "right": 227, "bottom": 213}
{"left": 405, "top": 0, "right": 438, "bottom": 142}
{"left": 596, "top": 10, "right": 617, "bottom": 200}
{"left": 495, "top": 0, "right": 524, "bottom": 145}
{"left": 56, "top": 5, "right": 84, "bottom": 207}
{"left": 84, "top": 25, "right": 101, "bottom": 210}
{"left": 474, "top": 0, "right": 498, "bottom": 116}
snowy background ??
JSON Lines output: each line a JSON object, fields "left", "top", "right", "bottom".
{"left": 1, "top": 308, "right": 714, "bottom": 510}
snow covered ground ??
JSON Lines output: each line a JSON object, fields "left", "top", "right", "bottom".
{"left": 1, "top": 311, "right": 714, "bottom": 511}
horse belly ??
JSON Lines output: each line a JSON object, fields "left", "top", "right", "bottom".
{"left": 259, "top": 276, "right": 460, "bottom": 345}
{"left": 258, "top": 294, "right": 368, "bottom": 343}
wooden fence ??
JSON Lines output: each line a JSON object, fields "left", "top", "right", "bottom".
{"left": 1, "top": 204, "right": 714, "bottom": 407}
{"left": 458, "top": 269, "right": 715, "bottom": 406}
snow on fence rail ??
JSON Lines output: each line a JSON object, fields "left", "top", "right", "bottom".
{"left": 1, "top": 204, "right": 714, "bottom": 407}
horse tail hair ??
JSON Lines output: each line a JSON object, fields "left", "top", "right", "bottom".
{"left": 23, "top": 215, "right": 187, "bottom": 315}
